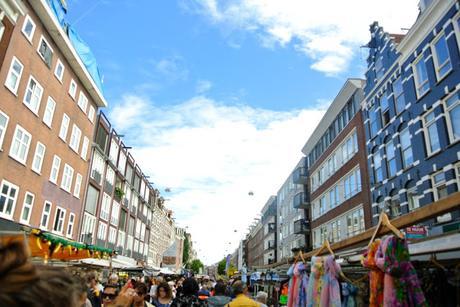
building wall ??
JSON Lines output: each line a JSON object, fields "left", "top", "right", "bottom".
{"left": 261, "top": 196, "right": 277, "bottom": 265}
{"left": 0, "top": 2, "right": 98, "bottom": 240}
{"left": 362, "top": 1, "right": 460, "bottom": 234}
{"left": 246, "top": 222, "right": 264, "bottom": 269}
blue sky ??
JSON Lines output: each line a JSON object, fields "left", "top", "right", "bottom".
{"left": 64, "top": 0, "right": 419, "bottom": 264}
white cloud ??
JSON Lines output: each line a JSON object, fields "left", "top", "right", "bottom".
{"left": 196, "top": 80, "right": 213, "bottom": 94}
{"left": 109, "top": 95, "right": 324, "bottom": 264}
{"left": 154, "top": 55, "right": 189, "bottom": 81}
{"left": 187, "top": 0, "right": 419, "bottom": 75}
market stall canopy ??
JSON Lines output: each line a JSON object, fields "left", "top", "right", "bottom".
{"left": 29, "top": 229, "right": 114, "bottom": 261}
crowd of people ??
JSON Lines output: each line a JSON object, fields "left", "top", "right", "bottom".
{"left": 0, "top": 237, "right": 271, "bottom": 307}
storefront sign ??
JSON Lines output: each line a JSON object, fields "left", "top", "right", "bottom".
{"left": 405, "top": 226, "right": 426, "bottom": 240}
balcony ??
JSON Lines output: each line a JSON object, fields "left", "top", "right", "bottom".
{"left": 292, "top": 166, "right": 308, "bottom": 184}
{"left": 294, "top": 218, "right": 310, "bottom": 234}
{"left": 293, "top": 192, "right": 310, "bottom": 209}
{"left": 104, "top": 180, "right": 114, "bottom": 194}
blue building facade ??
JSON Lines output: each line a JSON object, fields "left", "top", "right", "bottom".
{"left": 362, "top": 0, "right": 460, "bottom": 233}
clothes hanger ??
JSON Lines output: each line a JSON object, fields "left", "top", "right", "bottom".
{"left": 368, "top": 212, "right": 404, "bottom": 246}
{"left": 430, "top": 254, "right": 446, "bottom": 270}
{"left": 313, "top": 239, "right": 335, "bottom": 257}
{"left": 298, "top": 250, "right": 306, "bottom": 263}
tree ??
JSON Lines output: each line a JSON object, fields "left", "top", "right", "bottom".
{"left": 217, "top": 258, "right": 226, "bottom": 275}
{"left": 183, "top": 234, "right": 190, "bottom": 266}
{"left": 190, "top": 259, "right": 204, "bottom": 274}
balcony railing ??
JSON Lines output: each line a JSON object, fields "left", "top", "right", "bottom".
{"left": 293, "top": 192, "right": 310, "bottom": 209}
{"left": 91, "top": 170, "right": 102, "bottom": 185}
{"left": 104, "top": 181, "right": 114, "bottom": 194}
{"left": 292, "top": 166, "right": 308, "bottom": 184}
{"left": 294, "top": 218, "right": 310, "bottom": 234}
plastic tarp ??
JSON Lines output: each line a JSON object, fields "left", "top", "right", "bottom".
{"left": 67, "top": 25, "right": 104, "bottom": 93}
{"left": 47, "top": 0, "right": 67, "bottom": 26}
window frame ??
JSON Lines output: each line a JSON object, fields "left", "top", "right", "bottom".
{"left": 42, "top": 96, "right": 56, "bottom": 128}
{"left": 88, "top": 105, "right": 96, "bottom": 123}
{"left": 422, "top": 109, "right": 441, "bottom": 156}
{"left": 81, "top": 136, "right": 89, "bottom": 160}
{"left": 21, "top": 15, "right": 36, "bottom": 42}
{"left": 73, "top": 173, "right": 83, "bottom": 198}
{"left": 23, "top": 75, "right": 44, "bottom": 115}
{"left": 58, "top": 113, "right": 70, "bottom": 142}
{"left": 49, "top": 155, "right": 61, "bottom": 184}
{"left": 0, "top": 109, "right": 9, "bottom": 150}
{"left": 40, "top": 201, "right": 52, "bottom": 230}
{"left": 5, "top": 56, "right": 24, "bottom": 95}
{"left": 407, "top": 188, "right": 420, "bottom": 212}
{"left": 0, "top": 179, "right": 19, "bottom": 219}
{"left": 31, "top": 141, "right": 46, "bottom": 174}
{"left": 444, "top": 90, "right": 460, "bottom": 144}
{"left": 69, "top": 124, "right": 82, "bottom": 153}
{"left": 432, "top": 171, "right": 448, "bottom": 200}
{"left": 68, "top": 79, "right": 77, "bottom": 99}
{"left": 52, "top": 206, "right": 66, "bottom": 234}
{"left": 431, "top": 32, "right": 452, "bottom": 81}
{"left": 400, "top": 128, "right": 414, "bottom": 169}
{"left": 393, "top": 76, "right": 406, "bottom": 115}
{"left": 413, "top": 55, "right": 430, "bottom": 98}
{"left": 54, "top": 59, "right": 65, "bottom": 83}
{"left": 19, "top": 191, "right": 35, "bottom": 225}
{"left": 60, "top": 163, "right": 74, "bottom": 193}
{"left": 9, "top": 125, "right": 32, "bottom": 165}
{"left": 36, "top": 35, "right": 54, "bottom": 68}
{"left": 97, "top": 221, "right": 107, "bottom": 241}
{"left": 66, "top": 212, "right": 75, "bottom": 239}
{"left": 77, "top": 92, "right": 88, "bottom": 113}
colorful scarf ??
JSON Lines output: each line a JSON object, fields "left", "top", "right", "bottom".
{"left": 362, "top": 239, "right": 384, "bottom": 307}
{"left": 320, "top": 255, "right": 342, "bottom": 307}
{"left": 375, "top": 236, "right": 396, "bottom": 307}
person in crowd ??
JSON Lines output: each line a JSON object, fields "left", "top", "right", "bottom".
{"left": 152, "top": 281, "right": 173, "bottom": 307}
{"left": 149, "top": 278, "right": 159, "bottom": 303}
{"left": 168, "top": 280, "right": 177, "bottom": 298}
{"left": 74, "top": 275, "right": 92, "bottom": 307}
{"left": 206, "top": 281, "right": 231, "bottom": 307}
{"left": 87, "top": 272, "right": 102, "bottom": 307}
{"left": 171, "top": 278, "right": 207, "bottom": 306}
{"left": 255, "top": 291, "right": 268, "bottom": 307}
{"left": 102, "top": 284, "right": 120, "bottom": 307}
{"left": 107, "top": 273, "right": 119, "bottom": 287}
{"left": 0, "top": 238, "right": 83, "bottom": 307}
{"left": 198, "top": 285, "right": 211, "bottom": 301}
{"left": 227, "top": 281, "right": 259, "bottom": 307}
{"left": 175, "top": 276, "right": 185, "bottom": 297}
{"left": 132, "top": 283, "right": 154, "bottom": 307}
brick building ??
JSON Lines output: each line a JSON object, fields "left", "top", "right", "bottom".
{"left": 0, "top": 0, "right": 106, "bottom": 241}
{"left": 245, "top": 221, "right": 264, "bottom": 269}
{"left": 301, "top": 79, "right": 372, "bottom": 248}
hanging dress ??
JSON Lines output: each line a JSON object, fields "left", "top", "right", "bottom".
{"left": 374, "top": 236, "right": 396, "bottom": 307}
{"left": 383, "top": 236, "right": 428, "bottom": 307}
{"left": 288, "top": 262, "right": 309, "bottom": 307}
{"left": 320, "top": 255, "right": 342, "bottom": 307}
{"left": 307, "top": 256, "right": 324, "bottom": 307}
{"left": 362, "top": 239, "right": 384, "bottom": 307}
{"left": 287, "top": 263, "right": 298, "bottom": 307}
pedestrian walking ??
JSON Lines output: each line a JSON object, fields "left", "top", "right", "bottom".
{"left": 171, "top": 278, "right": 208, "bottom": 307}
{"left": 152, "top": 282, "right": 173, "bottom": 307}
{"left": 255, "top": 291, "right": 268, "bottom": 307}
{"left": 226, "top": 281, "right": 259, "bottom": 307}
{"left": 207, "top": 281, "right": 231, "bottom": 307}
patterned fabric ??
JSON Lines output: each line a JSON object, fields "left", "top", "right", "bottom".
{"left": 362, "top": 239, "right": 384, "bottom": 307}
{"left": 383, "top": 236, "right": 428, "bottom": 307}
{"left": 375, "top": 236, "right": 396, "bottom": 307}
{"left": 320, "top": 255, "right": 342, "bottom": 307}
{"left": 288, "top": 262, "right": 309, "bottom": 307}
{"left": 341, "top": 283, "right": 358, "bottom": 307}
{"left": 171, "top": 295, "right": 208, "bottom": 307}
{"left": 307, "top": 256, "right": 324, "bottom": 307}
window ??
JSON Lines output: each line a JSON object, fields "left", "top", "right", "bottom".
{"left": 73, "top": 173, "right": 83, "bottom": 198}
{"left": 101, "top": 193, "right": 111, "bottom": 221}
{"left": 0, "top": 110, "right": 9, "bottom": 149}
{"left": 445, "top": 92, "right": 460, "bottom": 142}
{"left": 80, "top": 213, "right": 96, "bottom": 243}
{"left": 59, "top": 114, "right": 70, "bottom": 141}
{"left": 31, "top": 142, "right": 46, "bottom": 174}
{"left": 40, "top": 201, "right": 52, "bottom": 229}
{"left": 69, "top": 124, "right": 82, "bottom": 153}
{"left": 97, "top": 221, "right": 107, "bottom": 240}
{"left": 413, "top": 56, "right": 430, "bottom": 97}
{"left": 393, "top": 77, "right": 405, "bottom": 114}
{"left": 111, "top": 201, "right": 120, "bottom": 226}
{"left": 331, "top": 220, "right": 341, "bottom": 243}
{"left": 88, "top": 105, "right": 95, "bottom": 123}
{"left": 90, "top": 151, "right": 104, "bottom": 184}
{"left": 81, "top": 137, "right": 89, "bottom": 160}
{"left": 380, "top": 94, "right": 390, "bottom": 126}
{"left": 432, "top": 34, "right": 452, "bottom": 80}
{"left": 373, "top": 150, "right": 383, "bottom": 182}
{"left": 375, "top": 56, "right": 384, "bottom": 80}
{"left": 109, "top": 227, "right": 117, "bottom": 244}
{"left": 117, "top": 230, "right": 126, "bottom": 249}
{"left": 21, "top": 15, "right": 36, "bottom": 42}
{"left": 68, "top": 79, "right": 77, "bottom": 99}
{"left": 66, "top": 213, "right": 75, "bottom": 238}
{"left": 9, "top": 125, "right": 32, "bottom": 165}
{"left": 53, "top": 206, "right": 66, "bottom": 234}
{"left": 37, "top": 36, "right": 53, "bottom": 67}
{"left": 77, "top": 92, "right": 88, "bottom": 113}
{"left": 407, "top": 188, "right": 420, "bottom": 211}
{"left": 368, "top": 104, "right": 380, "bottom": 138}
{"left": 400, "top": 128, "right": 413, "bottom": 168}
{"left": 319, "top": 195, "right": 326, "bottom": 216}
{"left": 23, "top": 76, "right": 44, "bottom": 114}
{"left": 389, "top": 195, "right": 401, "bottom": 217}
{"left": 432, "top": 172, "right": 448, "bottom": 200}
{"left": 42, "top": 97, "right": 56, "bottom": 127}
{"left": 54, "top": 59, "right": 65, "bottom": 82}
{"left": 5, "top": 57, "right": 24, "bottom": 94}
{"left": 386, "top": 142, "right": 397, "bottom": 177}
{"left": 0, "top": 180, "right": 18, "bottom": 219}
{"left": 61, "top": 164, "right": 74, "bottom": 192}
{"left": 118, "top": 152, "right": 127, "bottom": 174}
{"left": 109, "top": 139, "right": 119, "bottom": 164}
{"left": 20, "top": 192, "right": 34, "bottom": 224}
{"left": 49, "top": 155, "right": 61, "bottom": 184}
{"left": 347, "top": 208, "right": 364, "bottom": 237}
{"left": 423, "top": 110, "right": 440, "bottom": 155}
